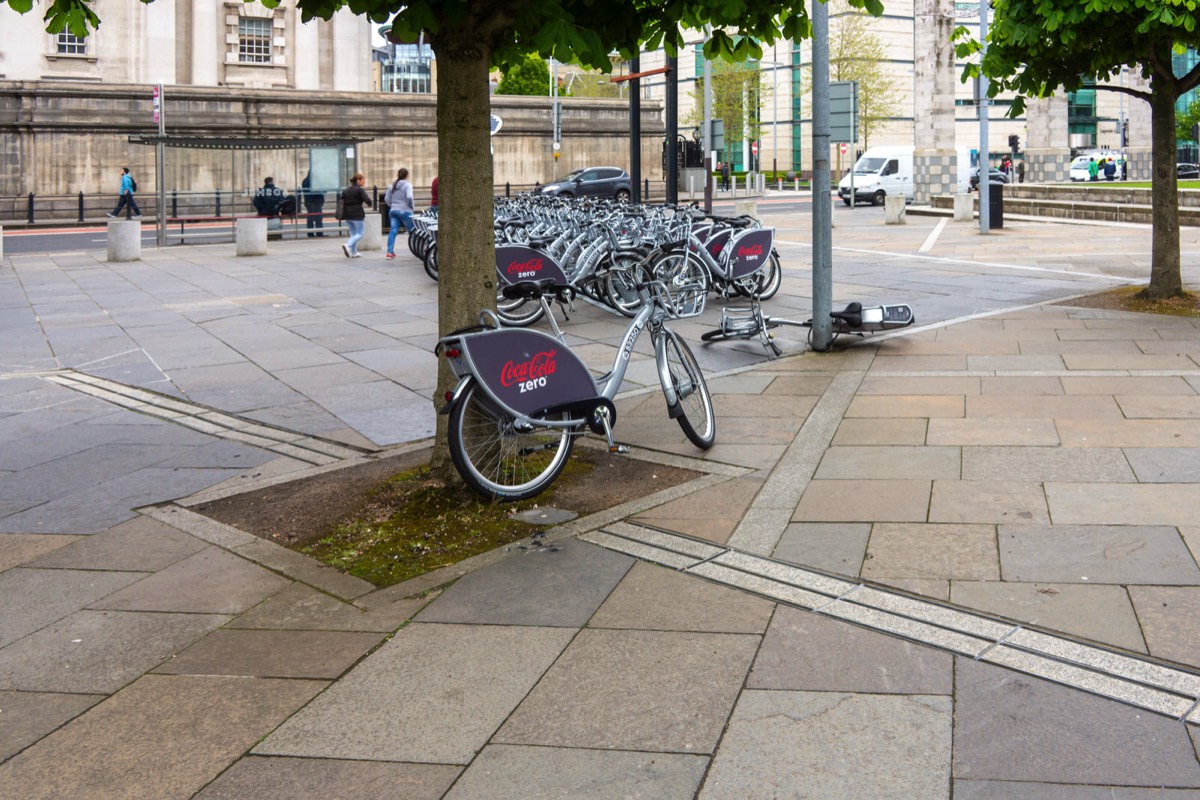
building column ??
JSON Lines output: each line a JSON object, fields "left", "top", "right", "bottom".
{"left": 293, "top": 15, "right": 320, "bottom": 90}
{"left": 331, "top": 9, "right": 370, "bottom": 91}
{"left": 912, "top": 0, "right": 957, "bottom": 203}
{"left": 141, "top": 0, "right": 177, "bottom": 85}
{"left": 190, "top": 0, "right": 219, "bottom": 85}
{"left": 1025, "top": 96, "right": 1070, "bottom": 183}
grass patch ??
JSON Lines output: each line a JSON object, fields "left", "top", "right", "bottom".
{"left": 1056, "top": 181, "right": 1200, "bottom": 190}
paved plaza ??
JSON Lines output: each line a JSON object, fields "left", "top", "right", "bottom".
{"left": 2, "top": 201, "right": 1200, "bottom": 797}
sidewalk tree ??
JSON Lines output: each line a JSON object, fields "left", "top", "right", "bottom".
{"left": 8, "top": 0, "right": 884, "bottom": 482}
{"left": 956, "top": 0, "right": 1200, "bottom": 299}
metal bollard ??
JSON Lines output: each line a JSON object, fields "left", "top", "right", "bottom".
{"left": 27, "top": 193, "right": 34, "bottom": 224}
{"left": 78, "top": 192, "right": 84, "bottom": 222}
{"left": 506, "top": 182, "right": 511, "bottom": 197}
{"left": 171, "top": 190, "right": 178, "bottom": 217}
{"left": 215, "top": 190, "right": 222, "bottom": 217}
{"left": 644, "top": 178, "right": 649, "bottom": 200}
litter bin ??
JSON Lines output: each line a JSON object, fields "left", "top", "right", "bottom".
{"left": 988, "top": 184, "right": 1003, "bottom": 229}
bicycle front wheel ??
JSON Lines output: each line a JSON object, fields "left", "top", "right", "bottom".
{"left": 660, "top": 330, "right": 716, "bottom": 449}
{"left": 447, "top": 381, "right": 575, "bottom": 500}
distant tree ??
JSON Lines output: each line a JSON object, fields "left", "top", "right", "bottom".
{"left": 497, "top": 53, "right": 552, "bottom": 96}
{"left": 686, "top": 60, "right": 767, "bottom": 164}
{"left": 957, "top": 0, "right": 1200, "bottom": 298}
{"left": 1176, "top": 96, "right": 1200, "bottom": 147}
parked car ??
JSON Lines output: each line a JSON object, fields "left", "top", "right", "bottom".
{"left": 1178, "top": 163, "right": 1200, "bottom": 180}
{"left": 1069, "top": 152, "right": 1125, "bottom": 181}
{"left": 968, "top": 167, "right": 1010, "bottom": 191}
{"left": 535, "top": 166, "right": 633, "bottom": 201}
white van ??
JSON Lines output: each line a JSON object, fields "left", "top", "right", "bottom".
{"left": 838, "top": 146, "right": 975, "bottom": 205}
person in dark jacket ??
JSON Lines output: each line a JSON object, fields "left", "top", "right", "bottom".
{"left": 340, "top": 172, "right": 372, "bottom": 258}
{"left": 430, "top": 175, "right": 439, "bottom": 212}
{"left": 301, "top": 172, "right": 325, "bottom": 237}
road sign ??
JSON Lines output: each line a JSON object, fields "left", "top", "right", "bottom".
{"left": 830, "top": 80, "right": 859, "bottom": 144}
{"left": 751, "top": 140, "right": 758, "bottom": 156}
{"left": 839, "top": 143, "right": 848, "bottom": 155}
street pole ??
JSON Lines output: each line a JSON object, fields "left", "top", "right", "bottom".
{"left": 978, "top": 1, "right": 990, "bottom": 234}
{"left": 703, "top": 38, "right": 713, "bottom": 213}
{"left": 772, "top": 44, "right": 779, "bottom": 179}
{"left": 155, "top": 83, "right": 166, "bottom": 248}
{"left": 666, "top": 54, "right": 678, "bottom": 204}
{"left": 811, "top": 1, "right": 833, "bottom": 351}
{"left": 630, "top": 55, "right": 642, "bottom": 203}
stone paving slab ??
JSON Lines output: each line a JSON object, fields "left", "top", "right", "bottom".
{"left": 445, "top": 744, "right": 709, "bottom": 800}
{"left": 955, "top": 781, "right": 1200, "bottom": 798}
{"left": 1124, "top": 447, "right": 1200, "bottom": 483}
{"left": 862, "top": 523, "right": 999, "bottom": 582}
{"left": 194, "top": 756, "right": 461, "bottom": 800}
{"left": 962, "top": 446, "right": 1134, "bottom": 482}
{"left": 0, "top": 609, "right": 230, "bottom": 694}
{"left": 831, "top": 417, "right": 929, "bottom": 445}
{"left": 1127, "top": 586, "right": 1200, "bottom": 668}
{"left": 926, "top": 417, "right": 1061, "bottom": 446}
{"left": 256, "top": 622, "right": 574, "bottom": 764}
{"left": 0, "top": 690, "right": 102, "bottom": 762}
{"left": 771, "top": 522, "right": 871, "bottom": 575}
{"left": 151, "top": 628, "right": 383, "bottom": 679}
{"left": 700, "top": 689, "right": 952, "bottom": 800}
{"left": 749, "top": 605, "right": 953, "bottom": 694}
{"left": 0, "top": 533, "right": 80, "bottom": 572}
{"left": 930, "top": 479, "right": 1050, "bottom": 525}
{"left": 793, "top": 479, "right": 932, "bottom": 523}
{"left": 1000, "top": 524, "right": 1200, "bottom": 585}
{"left": 495, "top": 628, "right": 759, "bottom": 754}
{"left": 0, "top": 567, "right": 146, "bottom": 648}
{"left": 952, "top": 658, "right": 1200, "bottom": 787}
{"left": 0, "top": 674, "right": 326, "bottom": 800}
{"left": 814, "top": 445, "right": 961, "bottom": 480}
{"left": 414, "top": 539, "right": 633, "bottom": 627}
{"left": 226, "top": 582, "right": 425, "bottom": 632}
{"left": 24, "top": 516, "right": 207, "bottom": 572}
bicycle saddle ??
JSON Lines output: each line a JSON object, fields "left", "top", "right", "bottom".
{"left": 830, "top": 301, "right": 863, "bottom": 329}
{"left": 501, "top": 279, "right": 569, "bottom": 300}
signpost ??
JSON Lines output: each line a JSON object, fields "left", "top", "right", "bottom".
{"left": 830, "top": 80, "right": 859, "bottom": 207}
{"left": 751, "top": 139, "right": 759, "bottom": 173}
{"left": 153, "top": 84, "right": 165, "bottom": 247}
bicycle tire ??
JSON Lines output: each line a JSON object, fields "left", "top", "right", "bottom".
{"left": 423, "top": 242, "right": 439, "bottom": 281}
{"left": 661, "top": 330, "right": 716, "bottom": 449}
{"left": 447, "top": 381, "right": 576, "bottom": 501}
{"left": 408, "top": 230, "right": 425, "bottom": 259}
{"left": 602, "top": 257, "right": 650, "bottom": 317}
{"left": 495, "top": 287, "right": 546, "bottom": 327}
{"left": 651, "top": 249, "right": 710, "bottom": 297}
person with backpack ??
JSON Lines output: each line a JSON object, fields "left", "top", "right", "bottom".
{"left": 106, "top": 167, "right": 141, "bottom": 219}
{"left": 383, "top": 167, "right": 415, "bottom": 260}
{"left": 339, "top": 172, "right": 371, "bottom": 258}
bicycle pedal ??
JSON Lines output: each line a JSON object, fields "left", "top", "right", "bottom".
{"left": 609, "top": 443, "right": 630, "bottom": 455}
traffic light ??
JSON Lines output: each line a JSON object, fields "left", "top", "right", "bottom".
{"left": 1008, "top": 134, "right": 1020, "bottom": 151}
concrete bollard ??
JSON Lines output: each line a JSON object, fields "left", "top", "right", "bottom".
{"left": 359, "top": 218, "right": 383, "bottom": 251}
{"left": 734, "top": 198, "right": 758, "bottom": 218}
{"left": 953, "top": 193, "right": 974, "bottom": 221}
{"left": 106, "top": 220, "right": 142, "bottom": 262}
{"left": 235, "top": 217, "right": 268, "bottom": 256}
{"left": 884, "top": 195, "right": 906, "bottom": 225}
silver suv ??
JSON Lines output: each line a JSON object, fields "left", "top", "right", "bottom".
{"left": 535, "top": 166, "right": 633, "bottom": 201}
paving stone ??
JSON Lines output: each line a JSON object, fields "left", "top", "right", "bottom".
{"left": 256, "top": 622, "right": 574, "bottom": 764}
{"left": 0, "top": 675, "right": 325, "bottom": 800}
{"left": 588, "top": 561, "right": 774, "bottom": 634}
{"left": 962, "top": 446, "right": 1134, "bottom": 482}
{"left": 846, "top": 394, "right": 965, "bottom": 418}
{"left": 1061, "top": 376, "right": 1198, "bottom": 395}
{"left": 1056, "top": 419, "right": 1200, "bottom": 448}
{"left": 978, "top": 376, "right": 1065, "bottom": 395}
{"left": 863, "top": 523, "right": 999, "bottom": 582}
{"left": 926, "top": 418, "right": 1060, "bottom": 446}
{"left": 415, "top": 539, "right": 633, "bottom": 627}
{"left": 446, "top": 744, "right": 708, "bottom": 800}
{"left": 950, "top": 581, "right": 1146, "bottom": 653}
{"left": 1117, "top": 395, "right": 1200, "bottom": 419}
{"left": 25, "top": 516, "right": 207, "bottom": 572}
{"left": 831, "top": 417, "right": 928, "bottom": 446}
{"left": 858, "top": 376, "right": 981, "bottom": 396}
{"left": 194, "top": 756, "right": 460, "bottom": 800}
{"left": 953, "top": 657, "right": 1200, "bottom": 787}
{"left": 0, "top": 609, "right": 229, "bottom": 694}
{"left": 152, "top": 628, "right": 382, "bottom": 679}
{"left": 1064, "top": 353, "right": 1198, "bottom": 371}
{"left": 1000, "top": 524, "right": 1200, "bottom": 585}
{"left": 1051, "top": 484, "right": 1200, "bottom": 527}
{"left": 90, "top": 547, "right": 291, "bottom": 614}
{"left": 967, "top": 395, "right": 1123, "bottom": 419}
{"left": 869, "top": 354, "right": 969, "bottom": 372}
{"left": 872, "top": 576, "right": 950, "bottom": 600}
{"left": 955, "top": 780, "right": 1200, "bottom": 798}
{"left": 230, "top": 539, "right": 374, "bottom": 600}
{"left": 793, "top": 480, "right": 931, "bottom": 523}
{"left": 762, "top": 373, "right": 835, "bottom": 395}
{"left": 930, "top": 480, "right": 1050, "bottom": 524}
{"left": 0, "top": 690, "right": 102, "bottom": 762}
{"left": 1128, "top": 586, "right": 1200, "bottom": 668}
{"left": 0, "top": 568, "right": 145, "bottom": 648}
{"left": 749, "top": 605, "right": 953, "bottom": 694}
{"left": 699, "top": 689, "right": 952, "bottom": 800}
{"left": 1123, "top": 448, "right": 1200, "bottom": 483}
{"left": 0, "top": 534, "right": 80, "bottom": 572}
{"left": 631, "top": 475, "right": 762, "bottom": 545}
{"left": 772, "top": 522, "right": 870, "bottom": 575}
{"left": 496, "top": 628, "right": 758, "bottom": 754}
{"left": 814, "top": 445, "right": 961, "bottom": 480}
{"left": 227, "top": 582, "right": 424, "bottom": 632}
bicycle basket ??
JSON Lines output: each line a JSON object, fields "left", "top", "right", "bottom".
{"left": 667, "top": 281, "right": 707, "bottom": 318}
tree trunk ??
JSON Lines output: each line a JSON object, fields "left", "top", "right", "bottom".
{"left": 1147, "top": 69, "right": 1184, "bottom": 298}
{"left": 428, "top": 36, "right": 499, "bottom": 479}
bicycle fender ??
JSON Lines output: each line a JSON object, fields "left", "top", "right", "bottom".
{"left": 440, "top": 377, "right": 473, "bottom": 415}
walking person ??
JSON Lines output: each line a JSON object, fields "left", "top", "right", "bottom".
{"left": 1016, "top": 159, "right": 1025, "bottom": 184}
{"left": 339, "top": 172, "right": 371, "bottom": 258}
{"left": 384, "top": 167, "right": 415, "bottom": 260}
{"left": 106, "top": 167, "right": 141, "bottom": 219}
{"left": 720, "top": 161, "right": 731, "bottom": 192}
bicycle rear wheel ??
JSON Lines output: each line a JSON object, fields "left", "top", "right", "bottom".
{"left": 495, "top": 287, "right": 546, "bottom": 327}
{"left": 660, "top": 330, "right": 716, "bottom": 449}
{"left": 447, "top": 381, "right": 576, "bottom": 501}
{"left": 423, "top": 242, "right": 439, "bottom": 281}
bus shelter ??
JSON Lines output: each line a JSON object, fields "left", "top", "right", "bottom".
{"left": 128, "top": 134, "right": 373, "bottom": 246}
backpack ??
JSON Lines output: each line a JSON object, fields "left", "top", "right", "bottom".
{"left": 335, "top": 190, "right": 346, "bottom": 221}
{"left": 129, "top": 176, "right": 137, "bottom": 192}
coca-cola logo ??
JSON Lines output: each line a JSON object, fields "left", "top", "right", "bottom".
{"left": 709, "top": 241, "right": 725, "bottom": 255}
{"left": 737, "top": 244, "right": 763, "bottom": 258}
{"left": 500, "top": 350, "right": 558, "bottom": 386}
{"left": 507, "top": 258, "right": 543, "bottom": 275}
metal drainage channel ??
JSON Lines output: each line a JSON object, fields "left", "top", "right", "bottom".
{"left": 583, "top": 522, "right": 1200, "bottom": 724}
{"left": 41, "top": 370, "right": 367, "bottom": 466}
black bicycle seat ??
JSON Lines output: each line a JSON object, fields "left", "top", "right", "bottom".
{"left": 501, "top": 278, "right": 566, "bottom": 300}
{"left": 830, "top": 301, "right": 863, "bottom": 328}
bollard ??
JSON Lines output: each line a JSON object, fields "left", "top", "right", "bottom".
{"left": 884, "top": 195, "right": 906, "bottom": 224}
{"left": 952, "top": 193, "right": 973, "bottom": 221}
{"left": 215, "top": 190, "right": 222, "bottom": 217}
{"left": 644, "top": 178, "right": 649, "bottom": 200}
{"left": 235, "top": 217, "right": 268, "bottom": 256}
{"left": 106, "top": 220, "right": 142, "bottom": 262}
{"left": 506, "top": 182, "right": 511, "bottom": 197}
{"left": 27, "top": 193, "right": 34, "bottom": 224}
{"left": 78, "top": 192, "right": 85, "bottom": 223}
{"left": 734, "top": 198, "right": 757, "bottom": 217}
{"left": 171, "top": 190, "right": 178, "bottom": 218}
{"left": 794, "top": 178, "right": 800, "bottom": 192}
{"left": 359, "top": 217, "right": 383, "bottom": 251}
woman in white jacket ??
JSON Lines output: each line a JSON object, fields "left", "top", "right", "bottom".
{"left": 384, "top": 168, "right": 415, "bottom": 259}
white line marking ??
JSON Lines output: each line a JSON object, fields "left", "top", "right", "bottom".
{"left": 918, "top": 217, "right": 948, "bottom": 253}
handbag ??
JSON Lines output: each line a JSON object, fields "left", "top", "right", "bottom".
{"left": 335, "top": 190, "right": 346, "bottom": 221}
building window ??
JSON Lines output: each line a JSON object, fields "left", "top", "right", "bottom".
{"left": 55, "top": 32, "right": 87, "bottom": 56}
{"left": 238, "top": 17, "right": 272, "bottom": 64}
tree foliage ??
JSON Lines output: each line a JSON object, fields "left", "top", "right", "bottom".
{"left": 955, "top": 0, "right": 1200, "bottom": 297}
{"left": 497, "top": 53, "right": 551, "bottom": 96}
{"left": 686, "top": 61, "right": 768, "bottom": 161}
{"left": 1177, "top": 96, "right": 1200, "bottom": 145}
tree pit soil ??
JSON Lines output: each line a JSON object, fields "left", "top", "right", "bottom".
{"left": 1057, "top": 286, "right": 1199, "bottom": 317}
{"left": 196, "top": 446, "right": 701, "bottom": 588}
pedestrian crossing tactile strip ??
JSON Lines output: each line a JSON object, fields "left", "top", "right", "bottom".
{"left": 41, "top": 370, "right": 370, "bottom": 466}
{"left": 580, "top": 523, "right": 1200, "bottom": 723}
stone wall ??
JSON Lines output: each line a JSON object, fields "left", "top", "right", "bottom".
{"left": 0, "top": 81, "right": 665, "bottom": 202}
